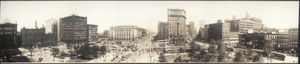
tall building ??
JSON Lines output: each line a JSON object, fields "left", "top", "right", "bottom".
{"left": 200, "top": 25, "right": 209, "bottom": 41}
{"left": 52, "top": 21, "right": 59, "bottom": 42}
{"left": 102, "top": 30, "right": 110, "bottom": 38}
{"left": 21, "top": 22, "right": 45, "bottom": 47}
{"left": 156, "top": 22, "right": 168, "bottom": 40}
{"left": 108, "top": 25, "right": 146, "bottom": 41}
{"left": 208, "top": 20, "right": 239, "bottom": 47}
{"left": 225, "top": 14, "right": 263, "bottom": 34}
{"left": 187, "top": 22, "right": 197, "bottom": 38}
{"left": 288, "top": 28, "right": 298, "bottom": 42}
{"left": 167, "top": 9, "right": 188, "bottom": 37}
{"left": 208, "top": 20, "right": 228, "bottom": 41}
{"left": 59, "top": 15, "right": 88, "bottom": 43}
{"left": 155, "top": 9, "right": 196, "bottom": 42}
{"left": 87, "top": 24, "right": 98, "bottom": 42}
{"left": 43, "top": 33, "right": 58, "bottom": 46}
{"left": 0, "top": 23, "right": 18, "bottom": 49}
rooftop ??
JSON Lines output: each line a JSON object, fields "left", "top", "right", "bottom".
{"left": 61, "top": 14, "right": 87, "bottom": 19}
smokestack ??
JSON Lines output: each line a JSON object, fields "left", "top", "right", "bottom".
{"left": 35, "top": 21, "right": 38, "bottom": 29}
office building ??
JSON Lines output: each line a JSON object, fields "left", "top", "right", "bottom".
{"left": 288, "top": 28, "right": 298, "bottom": 42}
{"left": 167, "top": 9, "right": 188, "bottom": 37}
{"left": 208, "top": 20, "right": 239, "bottom": 47}
{"left": 225, "top": 14, "right": 264, "bottom": 34}
{"left": 21, "top": 22, "right": 45, "bottom": 47}
{"left": 88, "top": 24, "right": 98, "bottom": 42}
{"left": 59, "top": 15, "right": 88, "bottom": 43}
{"left": 156, "top": 22, "right": 168, "bottom": 40}
{"left": 0, "top": 22, "right": 18, "bottom": 49}
{"left": 108, "top": 25, "right": 146, "bottom": 41}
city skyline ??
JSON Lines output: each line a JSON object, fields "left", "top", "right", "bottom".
{"left": 0, "top": 1, "right": 298, "bottom": 33}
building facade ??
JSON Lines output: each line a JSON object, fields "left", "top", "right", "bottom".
{"left": 200, "top": 25, "right": 209, "bottom": 41}
{"left": 156, "top": 9, "right": 196, "bottom": 41}
{"left": 167, "top": 9, "right": 188, "bottom": 37}
{"left": 156, "top": 22, "right": 168, "bottom": 40}
{"left": 288, "top": 28, "right": 298, "bottom": 42}
{"left": 88, "top": 24, "right": 98, "bottom": 42}
{"left": 52, "top": 21, "right": 59, "bottom": 42}
{"left": 59, "top": 15, "right": 88, "bottom": 43}
{"left": 239, "top": 33, "right": 292, "bottom": 50}
{"left": 208, "top": 20, "right": 239, "bottom": 47}
{"left": 187, "top": 22, "right": 197, "bottom": 38}
{"left": 272, "top": 34, "right": 290, "bottom": 49}
{"left": 225, "top": 14, "right": 263, "bottom": 34}
{"left": 43, "top": 33, "right": 58, "bottom": 46}
{"left": 108, "top": 25, "right": 146, "bottom": 41}
{"left": 0, "top": 23, "right": 18, "bottom": 49}
{"left": 21, "top": 26, "right": 45, "bottom": 48}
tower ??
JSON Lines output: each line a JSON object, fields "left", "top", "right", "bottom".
{"left": 35, "top": 21, "right": 38, "bottom": 29}
{"left": 167, "top": 9, "right": 187, "bottom": 38}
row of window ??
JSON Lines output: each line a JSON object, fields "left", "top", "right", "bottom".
{"left": 0, "top": 32, "right": 16, "bottom": 34}
{"left": 0, "top": 27, "right": 16, "bottom": 30}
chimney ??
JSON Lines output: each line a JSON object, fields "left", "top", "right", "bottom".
{"left": 35, "top": 21, "right": 38, "bottom": 29}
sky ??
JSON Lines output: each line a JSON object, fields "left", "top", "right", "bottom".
{"left": 0, "top": 1, "right": 298, "bottom": 33}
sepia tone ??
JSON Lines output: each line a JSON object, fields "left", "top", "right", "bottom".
{"left": 0, "top": 1, "right": 298, "bottom": 63}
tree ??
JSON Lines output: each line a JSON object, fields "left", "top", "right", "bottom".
{"left": 98, "top": 46, "right": 107, "bottom": 54}
{"left": 218, "top": 51, "right": 228, "bottom": 62}
{"left": 75, "top": 43, "right": 100, "bottom": 60}
{"left": 217, "top": 40, "right": 226, "bottom": 51}
{"left": 264, "top": 40, "right": 273, "bottom": 57}
{"left": 234, "top": 51, "right": 246, "bottom": 62}
{"left": 206, "top": 45, "right": 219, "bottom": 62}
{"left": 178, "top": 48, "right": 185, "bottom": 53}
{"left": 189, "top": 40, "right": 198, "bottom": 61}
{"left": 216, "top": 40, "right": 228, "bottom": 62}
{"left": 0, "top": 49, "right": 22, "bottom": 62}
{"left": 208, "top": 45, "right": 217, "bottom": 53}
{"left": 207, "top": 53, "right": 218, "bottom": 62}
{"left": 51, "top": 48, "right": 60, "bottom": 56}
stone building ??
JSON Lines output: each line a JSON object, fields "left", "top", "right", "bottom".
{"left": 52, "top": 21, "right": 59, "bottom": 42}
{"left": 0, "top": 22, "right": 18, "bottom": 49}
{"left": 208, "top": 20, "right": 239, "bottom": 47}
{"left": 239, "top": 33, "right": 292, "bottom": 50}
{"left": 156, "top": 22, "right": 168, "bottom": 40}
{"left": 187, "top": 22, "right": 197, "bottom": 38}
{"left": 200, "top": 25, "right": 209, "bottom": 41}
{"left": 288, "top": 28, "right": 298, "bottom": 42}
{"left": 43, "top": 33, "right": 58, "bottom": 46}
{"left": 21, "top": 22, "right": 45, "bottom": 48}
{"left": 108, "top": 25, "right": 146, "bottom": 41}
{"left": 167, "top": 9, "right": 188, "bottom": 37}
{"left": 225, "top": 14, "right": 264, "bottom": 34}
{"left": 87, "top": 24, "right": 98, "bottom": 42}
{"left": 59, "top": 15, "right": 88, "bottom": 43}
{"left": 156, "top": 9, "right": 196, "bottom": 41}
